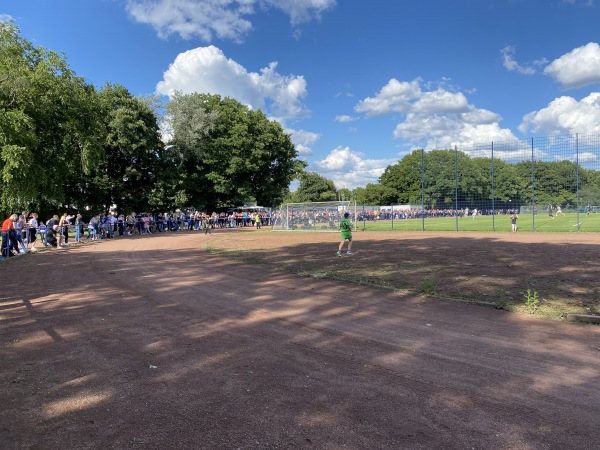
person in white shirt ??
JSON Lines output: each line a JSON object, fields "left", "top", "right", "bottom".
{"left": 28, "top": 213, "right": 39, "bottom": 251}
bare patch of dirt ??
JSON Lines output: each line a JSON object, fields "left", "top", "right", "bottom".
{"left": 1, "top": 231, "right": 599, "bottom": 449}
{"left": 204, "top": 230, "right": 600, "bottom": 318}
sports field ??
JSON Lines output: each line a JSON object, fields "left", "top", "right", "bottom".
{"left": 1, "top": 230, "right": 599, "bottom": 449}
{"left": 358, "top": 212, "right": 597, "bottom": 233}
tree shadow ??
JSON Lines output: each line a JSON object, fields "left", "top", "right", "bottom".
{"left": 1, "top": 233, "right": 599, "bottom": 449}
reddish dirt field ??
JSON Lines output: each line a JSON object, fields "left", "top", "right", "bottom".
{"left": 1, "top": 230, "right": 599, "bottom": 449}
{"left": 204, "top": 230, "right": 600, "bottom": 316}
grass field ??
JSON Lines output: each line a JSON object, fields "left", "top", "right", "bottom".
{"left": 357, "top": 212, "right": 599, "bottom": 233}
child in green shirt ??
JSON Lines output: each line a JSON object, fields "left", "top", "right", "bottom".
{"left": 337, "top": 212, "right": 353, "bottom": 256}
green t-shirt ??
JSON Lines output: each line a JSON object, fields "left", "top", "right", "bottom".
{"left": 339, "top": 218, "right": 352, "bottom": 238}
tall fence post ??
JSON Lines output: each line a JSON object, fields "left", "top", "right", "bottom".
{"left": 576, "top": 133, "right": 580, "bottom": 231}
{"left": 491, "top": 141, "right": 495, "bottom": 231}
{"left": 531, "top": 137, "right": 535, "bottom": 232}
{"left": 421, "top": 148, "right": 425, "bottom": 232}
{"left": 454, "top": 145, "right": 459, "bottom": 232}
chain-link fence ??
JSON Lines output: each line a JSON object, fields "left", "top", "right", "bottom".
{"left": 357, "top": 132, "right": 600, "bottom": 232}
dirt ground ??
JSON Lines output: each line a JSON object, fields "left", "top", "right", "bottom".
{"left": 1, "top": 230, "right": 599, "bottom": 449}
{"left": 203, "top": 230, "right": 600, "bottom": 316}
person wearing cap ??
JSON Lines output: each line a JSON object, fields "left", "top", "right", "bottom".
{"left": 337, "top": 211, "right": 353, "bottom": 257}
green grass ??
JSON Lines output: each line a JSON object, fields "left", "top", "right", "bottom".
{"left": 356, "top": 212, "right": 599, "bottom": 232}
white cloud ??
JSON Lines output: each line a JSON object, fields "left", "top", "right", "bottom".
{"left": 270, "top": 0, "right": 337, "bottom": 25}
{"left": 335, "top": 115, "right": 357, "bottom": 122}
{"left": 0, "top": 14, "right": 14, "bottom": 22}
{"left": 354, "top": 78, "right": 422, "bottom": 117}
{"left": 500, "top": 45, "right": 546, "bottom": 75}
{"left": 544, "top": 42, "right": 600, "bottom": 89}
{"left": 412, "top": 90, "right": 470, "bottom": 114}
{"left": 312, "top": 146, "right": 398, "bottom": 189}
{"left": 393, "top": 115, "right": 518, "bottom": 151}
{"left": 156, "top": 46, "right": 309, "bottom": 120}
{"left": 288, "top": 128, "right": 320, "bottom": 156}
{"left": 354, "top": 78, "right": 519, "bottom": 151}
{"left": 562, "top": 0, "right": 595, "bottom": 5}
{"left": 125, "top": 0, "right": 335, "bottom": 41}
{"left": 295, "top": 144, "right": 313, "bottom": 156}
{"left": 575, "top": 152, "right": 599, "bottom": 163}
{"left": 519, "top": 92, "right": 600, "bottom": 135}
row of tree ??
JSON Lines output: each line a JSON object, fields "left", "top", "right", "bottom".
{"left": 3, "top": 21, "right": 599, "bottom": 218}
{"left": 291, "top": 151, "right": 600, "bottom": 209}
{"left": 0, "top": 21, "right": 302, "bottom": 218}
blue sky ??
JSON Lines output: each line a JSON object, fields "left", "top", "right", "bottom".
{"left": 4, "top": 0, "right": 600, "bottom": 189}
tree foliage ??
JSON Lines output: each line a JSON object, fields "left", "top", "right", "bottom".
{"left": 3, "top": 21, "right": 600, "bottom": 218}
{"left": 0, "top": 21, "right": 105, "bottom": 215}
{"left": 288, "top": 171, "right": 337, "bottom": 203}
{"left": 166, "top": 93, "right": 302, "bottom": 210}
{"left": 376, "top": 149, "right": 598, "bottom": 208}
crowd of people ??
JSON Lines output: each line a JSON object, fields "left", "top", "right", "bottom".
{"left": 1, "top": 209, "right": 273, "bottom": 259}
{"left": 358, "top": 208, "right": 520, "bottom": 221}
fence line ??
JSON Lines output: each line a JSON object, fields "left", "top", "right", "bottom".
{"left": 354, "top": 132, "right": 600, "bottom": 232}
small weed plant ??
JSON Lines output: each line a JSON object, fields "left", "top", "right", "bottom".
{"left": 525, "top": 289, "right": 540, "bottom": 313}
{"left": 420, "top": 277, "right": 437, "bottom": 296}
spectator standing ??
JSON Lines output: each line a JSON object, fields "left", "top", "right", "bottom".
{"left": 88, "top": 214, "right": 100, "bottom": 240}
{"left": 38, "top": 222, "right": 47, "bottom": 247}
{"left": 74, "top": 213, "right": 82, "bottom": 243}
{"left": 108, "top": 212, "right": 116, "bottom": 238}
{"left": 58, "top": 213, "right": 68, "bottom": 246}
{"left": 13, "top": 215, "right": 27, "bottom": 253}
{"left": 203, "top": 214, "right": 212, "bottom": 235}
{"left": 29, "top": 213, "right": 40, "bottom": 251}
{"left": 511, "top": 213, "right": 518, "bottom": 233}
{"left": 2, "top": 214, "right": 18, "bottom": 257}
{"left": 64, "top": 214, "right": 73, "bottom": 244}
{"left": 117, "top": 213, "right": 125, "bottom": 236}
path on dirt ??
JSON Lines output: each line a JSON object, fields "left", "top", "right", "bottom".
{"left": 1, "top": 232, "right": 599, "bottom": 449}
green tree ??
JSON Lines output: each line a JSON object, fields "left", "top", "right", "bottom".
{"left": 358, "top": 183, "right": 395, "bottom": 205}
{"left": 167, "top": 93, "right": 301, "bottom": 210}
{"left": 423, "top": 150, "right": 459, "bottom": 207}
{"left": 337, "top": 187, "right": 352, "bottom": 202}
{"left": 86, "top": 84, "right": 165, "bottom": 214}
{"left": 0, "top": 21, "right": 105, "bottom": 216}
{"left": 289, "top": 171, "right": 337, "bottom": 202}
{"left": 379, "top": 150, "right": 421, "bottom": 203}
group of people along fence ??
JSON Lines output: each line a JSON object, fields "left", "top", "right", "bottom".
{"left": 1, "top": 210, "right": 273, "bottom": 259}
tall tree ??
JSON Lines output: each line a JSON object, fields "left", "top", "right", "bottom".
{"left": 167, "top": 93, "right": 302, "bottom": 210}
{"left": 87, "top": 84, "right": 166, "bottom": 213}
{"left": 289, "top": 171, "right": 337, "bottom": 202}
{"left": 379, "top": 151, "right": 421, "bottom": 204}
{"left": 359, "top": 183, "right": 396, "bottom": 205}
{"left": 0, "top": 21, "right": 104, "bottom": 216}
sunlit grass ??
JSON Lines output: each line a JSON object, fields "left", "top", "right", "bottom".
{"left": 356, "top": 212, "right": 599, "bottom": 233}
